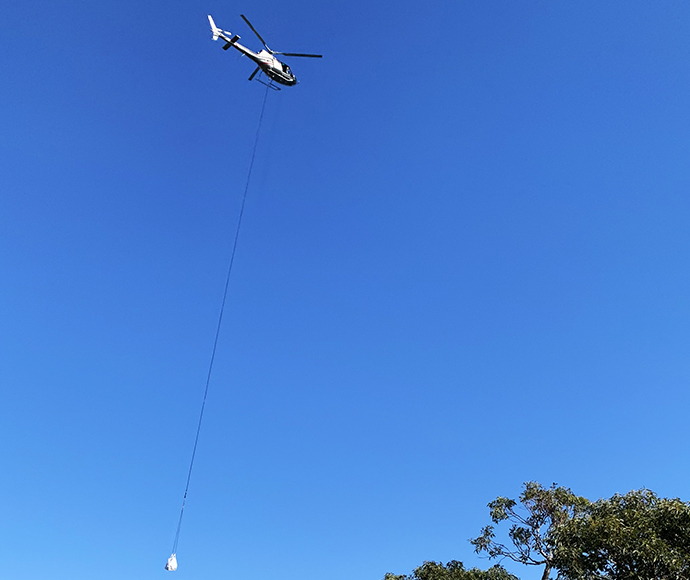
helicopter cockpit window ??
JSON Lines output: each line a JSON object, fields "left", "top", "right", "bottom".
{"left": 282, "top": 63, "right": 291, "bottom": 74}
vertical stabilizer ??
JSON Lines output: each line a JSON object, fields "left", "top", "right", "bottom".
{"left": 208, "top": 15, "right": 221, "bottom": 41}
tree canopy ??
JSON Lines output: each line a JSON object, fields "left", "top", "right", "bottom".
{"left": 553, "top": 488, "right": 690, "bottom": 580}
{"left": 470, "top": 482, "right": 589, "bottom": 580}
{"left": 386, "top": 483, "right": 690, "bottom": 580}
{"left": 384, "top": 560, "right": 519, "bottom": 580}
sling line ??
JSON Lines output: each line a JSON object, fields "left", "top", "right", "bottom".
{"left": 170, "top": 84, "right": 270, "bottom": 559}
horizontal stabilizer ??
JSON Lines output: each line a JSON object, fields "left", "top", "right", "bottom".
{"left": 222, "top": 34, "right": 240, "bottom": 49}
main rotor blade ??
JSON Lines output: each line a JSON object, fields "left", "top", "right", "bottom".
{"left": 240, "top": 14, "right": 269, "bottom": 50}
{"left": 276, "top": 52, "right": 323, "bottom": 58}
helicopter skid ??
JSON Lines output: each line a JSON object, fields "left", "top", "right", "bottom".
{"left": 255, "top": 76, "right": 281, "bottom": 91}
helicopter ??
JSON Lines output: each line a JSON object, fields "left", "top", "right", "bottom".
{"left": 207, "top": 14, "right": 322, "bottom": 89}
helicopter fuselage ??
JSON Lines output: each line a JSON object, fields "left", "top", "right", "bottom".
{"left": 232, "top": 44, "right": 297, "bottom": 86}
{"left": 209, "top": 15, "right": 320, "bottom": 88}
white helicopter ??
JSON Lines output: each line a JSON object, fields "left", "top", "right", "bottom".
{"left": 207, "top": 14, "right": 322, "bottom": 89}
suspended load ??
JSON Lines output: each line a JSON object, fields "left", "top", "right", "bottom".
{"left": 165, "top": 553, "right": 178, "bottom": 572}
{"left": 162, "top": 14, "right": 319, "bottom": 571}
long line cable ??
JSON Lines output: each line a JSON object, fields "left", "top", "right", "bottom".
{"left": 170, "top": 84, "right": 270, "bottom": 557}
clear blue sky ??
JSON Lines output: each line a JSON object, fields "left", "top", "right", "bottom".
{"left": 2, "top": 1, "right": 690, "bottom": 579}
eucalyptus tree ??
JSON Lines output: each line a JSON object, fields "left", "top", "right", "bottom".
{"left": 470, "top": 482, "right": 589, "bottom": 580}
{"left": 388, "top": 483, "right": 690, "bottom": 580}
{"left": 384, "top": 560, "right": 519, "bottom": 580}
{"left": 553, "top": 488, "right": 690, "bottom": 580}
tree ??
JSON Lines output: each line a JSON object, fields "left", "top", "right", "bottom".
{"left": 383, "top": 560, "right": 520, "bottom": 580}
{"left": 389, "top": 483, "right": 690, "bottom": 580}
{"left": 470, "top": 482, "right": 590, "bottom": 580}
{"left": 552, "top": 489, "right": 690, "bottom": 580}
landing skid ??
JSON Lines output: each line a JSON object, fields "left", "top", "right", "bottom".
{"left": 249, "top": 68, "right": 281, "bottom": 91}
{"left": 254, "top": 76, "right": 281, "bottom": 91}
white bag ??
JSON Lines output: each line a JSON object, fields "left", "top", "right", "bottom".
{"left": 165, "top": 553, "right": 178, "bottom": 572}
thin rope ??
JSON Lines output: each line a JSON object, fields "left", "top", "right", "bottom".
{"left": 171, "top": 84, "right": 270, "bottom": 556}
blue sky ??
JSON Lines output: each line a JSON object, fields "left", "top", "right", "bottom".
{"left": 2, "top": 1, "right": 690, "bottom": 579}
